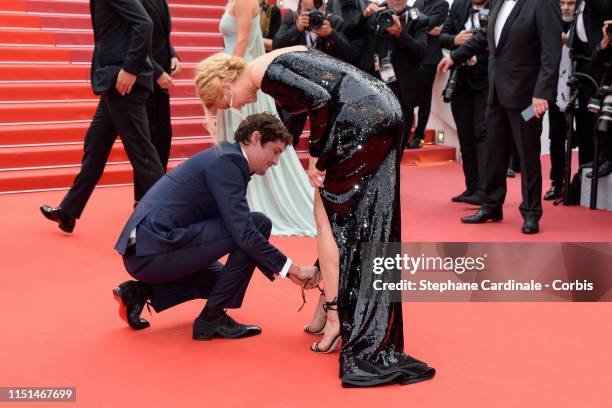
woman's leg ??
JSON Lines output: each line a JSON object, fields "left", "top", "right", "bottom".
{"left": 312, "top": 189, "right": 340, "bottom": 350}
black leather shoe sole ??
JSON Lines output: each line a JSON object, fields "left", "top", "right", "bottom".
{"left": 113, "top": 287, "right": 150, "bottom": 330}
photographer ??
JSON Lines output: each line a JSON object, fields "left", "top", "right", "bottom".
{"left": 438, "top": 0, "right": 562, "bottom": 234}
{"left": 439, "top": 0, "right": 489, "bottom": 205}
{"left": 588, "top": 19, "right": 612, "bottom": 177}
{"left": 273, "top": 0, "right": 355, "bottom": 145}
{"left": 260, "top": 0, "right": 281, "bottom": 52}
{"left": 345, "top": 0, "right": 428, "bottom": 152}
{"left": 410, "top": 0, "right": 449, "bottom": 149}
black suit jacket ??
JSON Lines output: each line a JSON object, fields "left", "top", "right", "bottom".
{"left": 451, "top": 0, "right": 562, "bottom": 109}
{"left": 90, "top": 0, "right": 154, "bottom": 94}
{"left": 115, "top": 142, "right": 288, "bottom": 280}
{"left": 143, "top": 0, "right": 178, "bottom": 80}
{"left": 272, "top": 11, "right": 355, "bottom": 64}
{"left": 439, "top": 0, "right": 489, "bottom": 90}
{"left": 414, "top": 0, "right": 449, "bottom": 65}
{"left": 345, "top": 8, "right": 428, "bottom": 107}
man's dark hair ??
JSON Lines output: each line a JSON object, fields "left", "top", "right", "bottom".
{"left": 233, "top": 112, "right": 293, "bottom": 146}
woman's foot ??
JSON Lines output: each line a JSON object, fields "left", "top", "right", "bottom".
{"left": 304, "top": 290, "right": 326, "bottom": 335}
{"left": 311, "top": 300, "right": 340, "bottom": 353}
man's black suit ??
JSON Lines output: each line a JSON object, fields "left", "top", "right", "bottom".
{"left": 413, "top": 0, "right": 449, "bottom": 141}
{"left": 452, "top": 0, "right": 562, "bottom": 221}
{"left": 143, "top": 0, "right": 179, "bottom": 170}
{"left": 115, "top": 142, "right": 288, "bottom": 312}
{"left": 272, "top": 11, "right": 355, "bottom": 145}
{"left": 345, "top": 7, "right": 428, "bottom": 150}
{"left": 439, "top": 0, "right": 489, "bottom": 197}
{"left": 59, "top": 0, "right": 164, "bottom": 219}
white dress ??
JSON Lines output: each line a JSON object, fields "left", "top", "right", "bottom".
{"left": 217, "top": 11, "right": 316, "bottom": 236}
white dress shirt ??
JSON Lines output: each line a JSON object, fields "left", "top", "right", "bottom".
{"left": 465, "top": 5, "right": 484, "bottom": 31}
{"left": 494, "top": 0, "right": 517, "bottom": 47}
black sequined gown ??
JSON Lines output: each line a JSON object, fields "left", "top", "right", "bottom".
{"left": 261, "top": 49, "right": 435, "bottom": 387}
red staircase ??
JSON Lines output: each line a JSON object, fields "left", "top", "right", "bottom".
{"left": 0, "top": 0, "right": 454, "bottom": 194}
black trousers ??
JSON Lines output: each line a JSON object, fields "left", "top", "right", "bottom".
{"left": 123, "top": 212, "right": 273, "bottom": 312}
{"left": 414, "top": 64, "right": 438, "bottom": 138}
{"left": 450, "top": 84, "right": 488, "bottom": 195}
{"left": 388, "top": 81, "right": 415, "bottom": 153}
{"left": 483, "top": 95, "right": 543, "bottom": 220}
{"left": 548, "top": 103, "right": 595, "bottom": 187}
{"left": 146, "top": 87, "right": 172, "bottom": 171}
{"left": 60, "top": 85, "right": 164, "bottom": 218}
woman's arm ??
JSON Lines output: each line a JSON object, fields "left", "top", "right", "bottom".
{"left": 231, "top": 0, "right": 256, "bottom": 57}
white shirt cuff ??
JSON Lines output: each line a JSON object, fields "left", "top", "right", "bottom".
{"left": 279, "top": 258, "right": 292, "bottom": 278}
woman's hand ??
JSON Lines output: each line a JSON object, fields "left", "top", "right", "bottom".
{"left": 308, "top": 156, "right": 326, "bottom": 188}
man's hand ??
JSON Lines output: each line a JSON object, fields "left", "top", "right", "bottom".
{"left": 170, "top": 57, "right": 181, "bottom": 77}
{"left": 363, "top": 2, "right": 382, "bottom": 17}
{"left": 454, "top": 29, "right": 473, "bottom": 46}
{"left": 532, "top": 97, "right": 549, "bottom": 119}
{"left": 307, "top": 156, "right": 326, "bottom": 188}
{"left": 601, "top": 20, "right": 612, "bottom": 49}
{"left": 156, "top": 72, "right": 174, "bottom": 90}
{"left": 437, "top": 56, "right": 455, "bottom": 73}
{"left": 385, "top": 15, "right": 402, "bottom": 38}
{"left": 115, "top": 69, "right": 137, "bottom": 96}
{"left": 428, "top": 26, "right": 442, "bottom": 37}
{"left": 296, "top": 11, "right": 310, "bottom": 32}
{"left": 561, "top": 32, "right": 568, "bottom": 46}
{"left": 313, "top": 19, "right": 333, "bottom": 38}
{"left": 288, "top": 265, "right": 321, "bottom": 288}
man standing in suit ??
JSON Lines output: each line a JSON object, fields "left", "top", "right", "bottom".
{"left": 409, "top": 0, "right": 449, "bottom": 149}
{"left": 40, "top": 0, "right": 164, "bottom": 233}
{"left": 143, "top": 0, "right": 181, "bottom": 171}
{"left": 272, "top": 0, "right": 355, "bottom": 145}
{"left": 439, "top": 0, "right": 490, "bottom": 205}
{"left": 113, "top": 114, "right": 320, "bottom": 340}
{"left": 344, "top": 0, "right": 428, "bottom": 152}
{"left": 439, "top": 0, "right": 562, "bottom": 234}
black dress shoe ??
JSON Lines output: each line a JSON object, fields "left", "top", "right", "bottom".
{"left": 40, "top": 205, "right": 76, "bottom": 233}
{"left": 193, "top": 311, "right": 262, "bottom": 340}
{"left": 406, "top": 137, "right": 424, "bottom": 149}
{"left": 543, "top": 185, "right": 563, "bottom": 201}
{"left": 451, "top": 191, "right": 482, "bottom": 206}
{"left": 112, "top": 281, "right": 150, "bottom": 330}
{"left": 586, "top": 161, "right": 612, "bottom": 178}
{"left": 451, "top": 191, "right": 473, "bottom": 202}
{"left": 461, "top": 208, "right": 503, "bottom": 224}
{"left": 522, "top": 218, "right": 539, "bottom": 234}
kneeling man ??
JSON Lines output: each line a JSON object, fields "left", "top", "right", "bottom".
{"left": 112, "top": 113, "right": 319, "bottom": 340}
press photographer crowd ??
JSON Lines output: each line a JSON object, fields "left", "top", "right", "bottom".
{"left": 39, "top": 0, "right": 612, "bottom": 240}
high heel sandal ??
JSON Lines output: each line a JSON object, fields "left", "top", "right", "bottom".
{"left": 310, "top": 298, "right": 341, "bottom": 353}
{"left": 304, "top": 287, "right": 326, "bottom": 335}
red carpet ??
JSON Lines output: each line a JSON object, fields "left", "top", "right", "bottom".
{"left": 0, "top": 161, "right": 610, "bottom": 407}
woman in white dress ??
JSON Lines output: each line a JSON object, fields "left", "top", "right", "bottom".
{"left": 212, "top": 0, "right": 316, "bottom": 237}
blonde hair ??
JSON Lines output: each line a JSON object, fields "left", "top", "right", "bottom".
{"left": 194, "top": 52, "right": 247, "bottom": 138}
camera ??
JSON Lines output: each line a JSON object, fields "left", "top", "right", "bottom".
{"left": 442, "top": 8, "right": 490, "bottom": 103}
{"left": 587, "top": 84, "right": 612, "bottom": 133}
{"left": 442, "top": 68, "right": 460, "bottom": 103}
{"left": 376, "top": 3, "right": 421, "bottom": 32}
{"left": 308, "top": 9, "right": 327, "bottom": 30}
